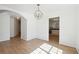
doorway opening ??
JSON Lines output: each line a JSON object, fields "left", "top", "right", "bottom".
{"left": 10, "top": 16, "right": 21, "bottom": 39}
{"left": 49, "top": 17, "right": 59, "bottom": 44}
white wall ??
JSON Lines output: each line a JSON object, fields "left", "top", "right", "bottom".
{"left": 21, "top": 17, "right": 27, "bottom": 40}
{"left": 26, "top": 13, "right": 36, "bottom": 40}
{"left": 36, "top": 14, "right": 49, "bottom": 41}
{"left": 0, "top": 14, "right": 10, "bottom": 41}
{"left": 10, "top": 16, "right": 15, "bottom": 37}
{"left": 76, "top": 5, "right": 79, "bottom": 53}
{"left": 59, "top": 9, "right": 76, "bottom": 47}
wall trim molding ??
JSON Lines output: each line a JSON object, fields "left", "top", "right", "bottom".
{"left": 76, "top": 48, "right": 79, "bottom": 54}
{"left": 59, "top": 41, "right": 75, "bottom": 48}
{"left": 0, "top": 39, "right": 10, "bottom": 42}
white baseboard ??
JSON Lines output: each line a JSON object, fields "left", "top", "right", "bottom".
{"left": 0, "top": 39, "right": 10, "bottom": 42}
{"left": 59, "top": 41, "right": 75, "bottom": 48}
{"left": 76, "top": 48, "right": 79, "bottom": 54}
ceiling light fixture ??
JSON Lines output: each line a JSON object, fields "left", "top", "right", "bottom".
{"left": 34, "top": 4, "right": 43, "bottom": 20}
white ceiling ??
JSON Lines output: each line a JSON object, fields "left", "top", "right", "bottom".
{"left": 0, "top": 4, "right": 78, "bottom": 14}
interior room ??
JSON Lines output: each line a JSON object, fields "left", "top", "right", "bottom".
{"left": 49, "top": 17, "right": 59, "bottom": 44}
{"left": 0, "top": 4, "right": 79, "bottom": 54}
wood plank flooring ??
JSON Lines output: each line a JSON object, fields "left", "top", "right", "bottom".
{"left": 49, "top": 34, "right": 78, "bottom": 54}
{"left": 0, "top": 35, "right": 78, "bottom": 54}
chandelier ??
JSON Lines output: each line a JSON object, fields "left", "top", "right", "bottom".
{"left": 34, "top": 4, "right": 43, "bottom": 19}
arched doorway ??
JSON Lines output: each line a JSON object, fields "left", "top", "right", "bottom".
{"left": 0, "top": 9, "right": 27, "bottom": 41}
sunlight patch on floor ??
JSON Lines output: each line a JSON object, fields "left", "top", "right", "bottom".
{"left": 30, "top": 48, "right": 47, "bottom": 54}
{"left": 30, "top": 43, "right": 63, "bottom": 54}
{"left": 49, "top": 47, "right": 63, "bottom": 54}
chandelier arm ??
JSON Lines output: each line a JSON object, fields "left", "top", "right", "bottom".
{"left": 34, "top": 4, "right": 43, "bottom": 19}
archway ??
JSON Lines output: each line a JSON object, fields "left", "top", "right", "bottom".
{"left": 0, "top": 9, "right": 27, "bottom": 41}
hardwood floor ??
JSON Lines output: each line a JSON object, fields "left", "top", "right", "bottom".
{"left": 0, "top": 35, "right": 78, "bottom": 54}
{"left": 49, "top": 34, "right": 59, "bottom": 44}
{"left": 49, "top": 34, "right": 78, "bottom": 54}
